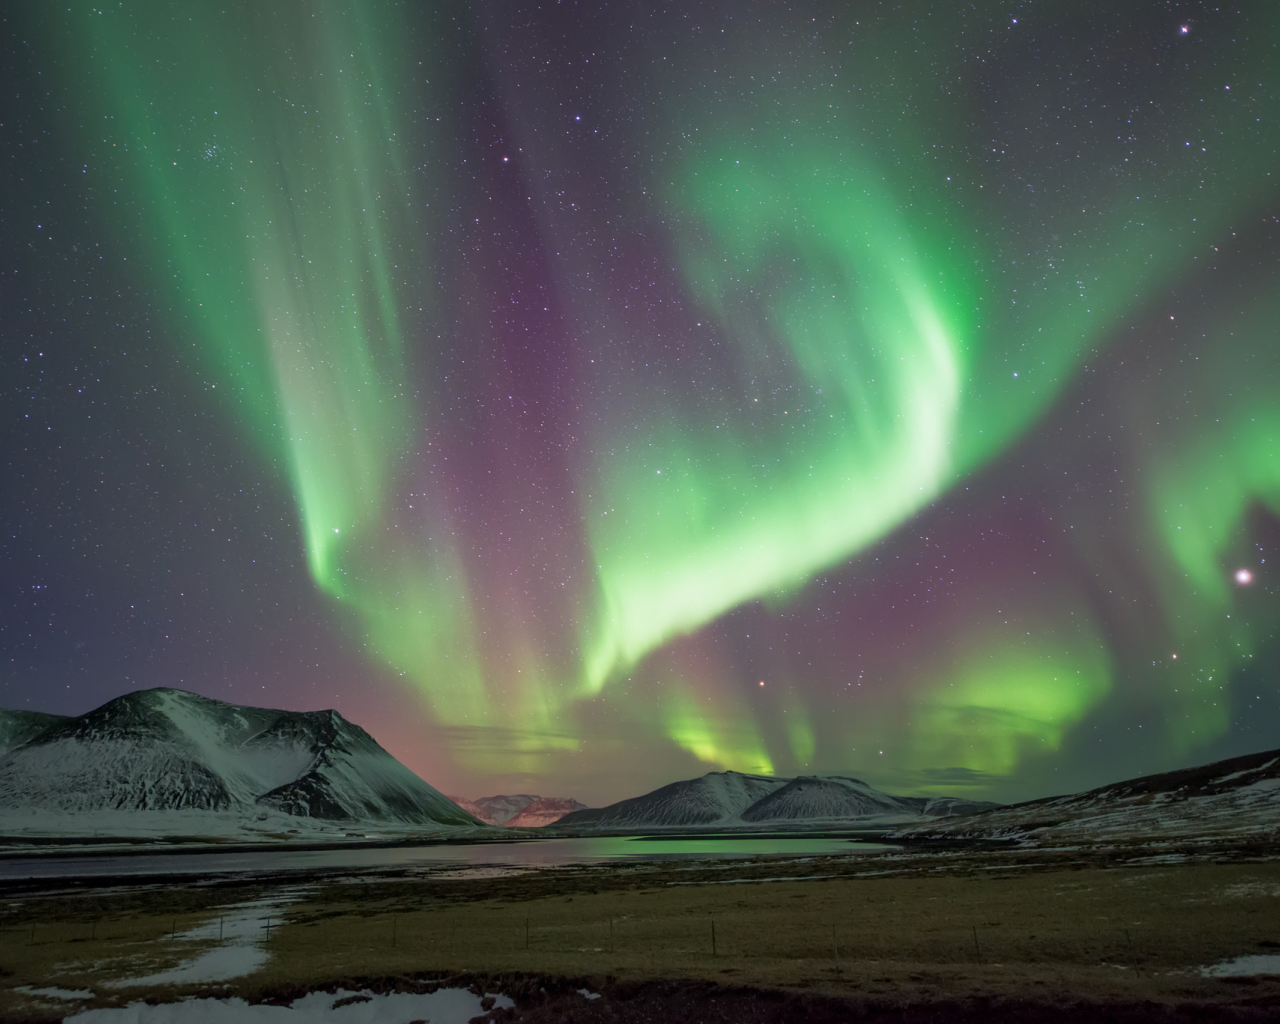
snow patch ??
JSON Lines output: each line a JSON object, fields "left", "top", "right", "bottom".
{"left": 1202, "top": 954, "right": 1280, "bottom": 977}
{"left": 106, "top": 889, "right": 309, "bottom": 988}
{"left": 1212, "top": 758, "right": 1278, "bottom": 785}
{"left": 15, "top": 986, "right": 95, "bottom": 1001}
{"left": 64, "top": 988, "right": 514, "bottom": 1023}
{"left": 1237, "top": 777, "right": 1280, "bottom": 795}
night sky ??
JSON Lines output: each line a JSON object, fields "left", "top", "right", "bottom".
{"left": 4, "top": 1, "right": 1279, "bottom": 807}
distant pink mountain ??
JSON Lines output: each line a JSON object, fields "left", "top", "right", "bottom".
{"left": 447, "top": 793, "right": 587, "bottom": 826}
{"left": 505, "top": 796, "right": 588, "bottom": 827}
{"left": 448, "top": 795, "right": 491, "bottom": 822}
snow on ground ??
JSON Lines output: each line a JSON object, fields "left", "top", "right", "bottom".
{"left": 1202, "top": 954, "right": 1280, "bottom": 977}
{"left": 15, "top": 986, "right": 95, "bottom": 1000}
{"left": 12, "top": 887, "right": 518, "bottom": 1024}
{"left": 0, "top": 807, "right": 489, "bottom": 849}
{"left": 1212, "top": 759, "right": 1278, "bottom": 786}
{"left": 63, "top": 988, "right": 514, "bottom": 1023}
{"left": 104, "top": 888, "right": 310, "bottom": 988}
{"left": 0, "top": 807, "right": 353, "bottom": 842}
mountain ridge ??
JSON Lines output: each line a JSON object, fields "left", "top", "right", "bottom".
{"left": 449, "top": 794, "right": 589, "bottom": 826}
{"left": 0, "top": 688, "right": 481, "bottom": 831}
{"left": 892, "top": 745, "right": 1280, "bottom": 845}
{"left": 0, "top": 709, "right": 70, "bottom": 757}
{"left": 555, "top": 770, "right": 999, "bottom": 829}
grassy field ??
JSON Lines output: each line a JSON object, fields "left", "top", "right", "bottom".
{"left": 2, "top": 849, "right": 1279, "bottom": 1020}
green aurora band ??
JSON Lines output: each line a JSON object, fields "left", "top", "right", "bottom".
{"left": 63, "top": 0, "right": 1280, "bottom": 789}
{"left": 72, "top": 2, "right": 501, "bottom": 732}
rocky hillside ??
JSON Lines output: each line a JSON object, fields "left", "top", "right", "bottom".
{"left": 893, "top": 746, "right": 1280, "bottom": 846}
{"left": 0, "top": 688, "right": 481, "bottom": 829}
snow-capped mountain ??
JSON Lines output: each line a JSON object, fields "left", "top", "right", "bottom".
{"left": 739, "top": 775, "right": 916, "bottom": 821}
{"left": 0, "top": 688, "right": 481, "bottom": 830}
{"left": 893, "top": 746, "right": 1280, "bottom": 846}
{"left": 0, "top": 709, "right": 68, "bottom": 756}
{"left": 556, "top": 772, "right": 787, "bottom": 828}
{"left": 553, "top": 770, "right": 989, "bottom": 828}
{"left": 448, "top": 793, "right": 588, "bottom": 826}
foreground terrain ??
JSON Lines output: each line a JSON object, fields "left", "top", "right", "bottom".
{"left": 2, "top": 841, "right": 1279, "bottom": 1022}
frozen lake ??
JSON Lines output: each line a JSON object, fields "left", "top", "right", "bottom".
{"left": 0, "top": 833, "right": 895, "bottom": 881}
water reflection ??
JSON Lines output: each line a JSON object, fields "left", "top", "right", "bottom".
{"left": 0, "top": 833, "right": 895, "bottom": 880}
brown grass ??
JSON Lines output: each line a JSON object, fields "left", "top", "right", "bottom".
{"left": 2, "top": 850, "right": 1279, "bottom": 1020}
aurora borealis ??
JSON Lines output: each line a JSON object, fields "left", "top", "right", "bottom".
{"left": 4, "top": 1, "right": 1279, "bottom": 805}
